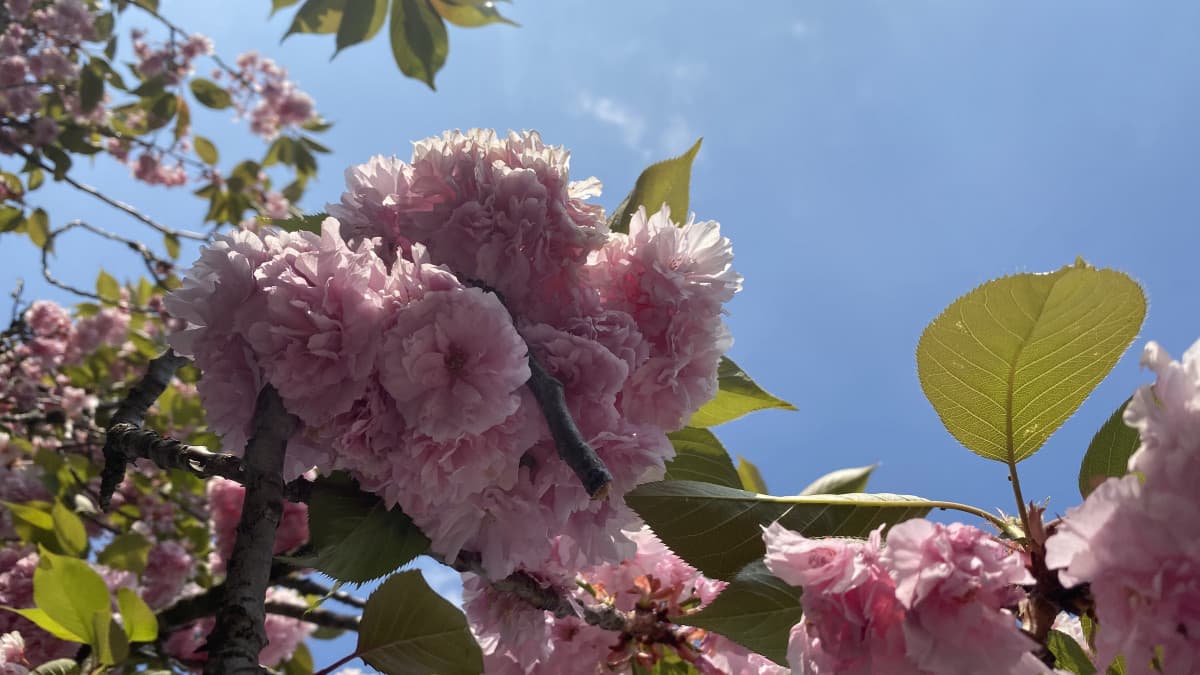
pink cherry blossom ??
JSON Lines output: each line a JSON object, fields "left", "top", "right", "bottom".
{"left": 378, "top": 286, "right": 530, "bottom": 441}
{"left": 207, "top": 477, "right": 309, "bottom": 575}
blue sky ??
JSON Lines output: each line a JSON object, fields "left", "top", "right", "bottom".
{"left": 4, "top": 1, "right": 1200, "bottom": 670}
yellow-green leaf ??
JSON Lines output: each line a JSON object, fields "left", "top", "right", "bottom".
{"left": 189, "top": 78, "right": 232, "bottom": 109}
{"left": 27, "top": 208, "right": 49, "bottom": 249}
{"left": 1078, "top": 397, "right": 1140, "bottom": 498}
{"left": 0, "top": 607, "right": 84, "bottom": 641}
{"left": 800, "top": 464, "right": 877, "bottom": 496}
{"left": 91, "top": 610, "right": 128, "bottom": 665}
{"left": 34, "top": 549, "right": 110, "bottom": 645}
{"left": 736, "top": 455, "right": 767, "bottom": 493}
{"left": 95, "top": 270, "right": 120, "bottom": 303}
{"left": 389, "top": 0, "right": 449, "bottom": 90}
{"left": 917, "top": 260, "right": 1146, "bottom": 464}
{"left": 607, "top": 138, "right": 701, "bottom": 234}
{"left": 51, "top": 500, "right": 88, "bottom": 557}
{"left": 193, "top": 135, "right": 218, "bottom": 165}
{"left": 689, "top": 357, "right": 797, "bottom": 428}
{"left": 116, "top": 587, "right": 157, "bottom": 643}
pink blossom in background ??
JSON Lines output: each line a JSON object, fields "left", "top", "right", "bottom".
{"left": 141, "top": 541, "right": 196, "bottom": 610}
{"left": 1045, "top": 339, "right": 1200, "bottom": 675}
{"left": 206, "top": 477, "right": 309, "bottom": 575}
{"left": 0, "top": 630, "right": 27, "bottom": 675}
{"left": 466, "top": 527, "right": 786, "bottom": 674}
{"left": 164, "top": 587, "right": 314, "bottom": 668}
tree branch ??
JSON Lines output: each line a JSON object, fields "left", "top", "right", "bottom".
{"left": 524, "top": 352, "right": 613, "bottom": 499}
{"left": 99, "top": 349, "right": 189, "bottom": 508}
{"left": 276, "top": 576, "right": 366, "bottom": 610}
{"left": 203, "top": 385, "right": 299, "bottom": 674}
{"left": 264, "top": 602, "right": 359, "bottom": 632}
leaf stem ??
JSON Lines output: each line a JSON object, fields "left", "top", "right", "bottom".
{"left": 1008, "top": 459, "right": 1031, "bottom": 537}
{"left": 753, "top": 493, "right": 1012, "bottom": 533}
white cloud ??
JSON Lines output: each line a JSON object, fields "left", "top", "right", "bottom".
{"left": 574, "top": 91, "right": 647, "bottom": 152}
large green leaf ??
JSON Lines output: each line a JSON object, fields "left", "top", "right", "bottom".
{"left": 335, "top": 0, "right": 387, "bottom": 54}
{"left": 689, "top": 357, "right": 797, "bottom": 428}
{"left": 663, "top": 427, "right": 741, "bottom": 489}
{"left": 189, "top": 78, "right": 232, "bottom": 109}
{"left": 355, "top": 570, "right": 483, "bottom": 674}
{"left": 1078, "top": 397, "right": 1140, "bottom": 498}
{"left": 683, "top": 561, "right": 800, "bottom": 666}
{"left": 285, "top": 0, "right": 347, "bottom": 36}
{"left": 389, "top": 0, "right": 449, "bottom": 90}
{"left": 627, "top": 480, "right": 933, "bottom": 580}
{"left": 608, "top": 138, "right": 702, "bottom": 234}
{"left": 291, "top": 474, "right": 430, "bottom": 583}
{"left": 51, "top": 500, "right": 87, "bottom": 557}
{"left": 917, "top": 260, "right": 1145, "bottom": 464}
{"left": 0, "top": 607, "right": 83, "bottom": 642}
{"left": 34, "top": 550, "right": 110, "bottom": 646}
{"left": 799, "top": 464, "right": 877, "bottom": 496}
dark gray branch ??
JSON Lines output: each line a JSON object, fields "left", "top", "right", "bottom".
{"left": 276, "top": 576, "right": 366, "bottom": 610}
{"left": 203, "top": 385, "right": 299, "bottom": 675}
{"left": 525, "top": 353, "right": 613, "bottom": 499}
{"left": 263, "top": 602, "right": 359, "bottom": 632}
{"left": 99, "top": 349, "right": 189, "bottom": 508}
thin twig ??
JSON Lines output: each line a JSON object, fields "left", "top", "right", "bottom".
{"left": 276, "top": 576, "right": 366, "bottom": 610}
{"left": 525, "top": 353, "right": 613, "bottom": 499}
{"left": 264, "top": 602, "right": 359, "bottom": 632}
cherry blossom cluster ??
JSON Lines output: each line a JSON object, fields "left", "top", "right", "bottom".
{"left": 131, "top": 28, "right": 213, "bottom": 85}
{"left": 764, "top": 519, "right": 1046, "bottom": 674}
{"left": 464, "top": 527, "right": 785, "bottom": 674}
{"left": 1045, "top": 338, "right": 1200, "bottom": 675}
{"left": 220, "top": 51, "right": 316, "bottom": 140}
{"left": 0, "top": 0, "right": 95, "bottom": 152}
{"left": 166, "top": 129, "right": 741, "bottom": 578}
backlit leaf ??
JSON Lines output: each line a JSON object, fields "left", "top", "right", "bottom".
{"left": 917, "top": 260, "right": 1145, "bottom": 464}
{"left": 608, "top": 138, "right": 701, "bottom": 234}
{"left": 689, "top": 357, "right": 797, "bottom": 428}
{"left": 389, "top": 0, "right": 449, "bottom": 89}
{"left": 1078, "top": 397, "right": 1140, "bottom": 498}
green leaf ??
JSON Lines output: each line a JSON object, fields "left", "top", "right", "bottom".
{"left": 290, "top": 474, "right": 430, "bottom": 584}
{"left": 0, "top": 206, "right": 22, "bottom": 233}
{"left": 430, "top": 0, "right": 518, "bottom": 27}
{"left": 116, "top": 587, "right": 157, "bottom": 643}
{"left": 389, "top": 0, "right": 449, "bottom": 90}
{"left": 689, "top": 357, "right": 797, "bottom": 428}
{"left": 80, "top": 62, "right": 105, "bottom": 113}
{"left": 1078, "top": 397, "right": 1140, "bottom": 498}
{"left": 262, "top": 212, "right": 326, "bottom": 234}
{"left": 4, "top": 500, "right": 53, "bottom": 531}
{"left": 193, "top": 135, "right": 219, "bottom": 165}
{"left": 174, "top": 95, "right": 191, "bottom": 141}
{"left": 335, "top": 0, "right": 387, "bottom": 54}
{"left": 286, "top": 0, "right": 347, "bottom": 36}
{"left": 163, "top": 233, "right": 181, "bottom": 259}
{"left": 916, "top": 260, "right": 1146, "bottom": 464}
{"left": 189, "top": 78, "right": 233, "bottom": 109}
{"left": 626, "top": 480, "right": 933, "bottom": 580}
{"left": 683, "top": 561, "right": 801, "bottom": 667}
{"left": 663, "top": 427, "right": 741, "bottom": 489}
{"left": 263, "top": 136, "right": 295, "bottom": 166}
{"left": 26, "top": 208, "right": 50, "bottom": 249}
{"left": 51, "top": 501, "right": 88, "bottom": 557}
{"left": 1047, "top": 628, "right": 1097, "bottom": 675}
{"left": 27, "top": 167, "right": 45, "bottom": 190}
{"left": 29, "top": 658, "right": 81, "bottom": 675}
{"left": 272, "top": 0, "right": 303, "bottom": 14}
{"left": 282, "top": 642, "right": 314, "bottom": 675}
{"left": 607, "top": 138, "right": 701, "bottom": 234}
{"left": 95, "top": 270, "right": 120, "bottom": 303}
{"left": 34, "top": 550, "right": 111, "bottom": 646}
{"left": 356, "top": 570, "right": 483, "bottom": 674}
{"left": 736, "top": 455, "right": 768, "bottom": 493}
{"left": 0, "top": 607, "right": 84, "bottom": 642}
{"left": 799, "top": 464, "right": 877, "bottom": 496}
{"left": 91, "top": 610, "right": 128, "bottom": 665}
{"left": 98, "top": 533, "right": 153, "bottom": 574}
